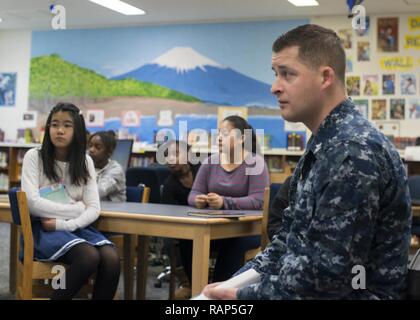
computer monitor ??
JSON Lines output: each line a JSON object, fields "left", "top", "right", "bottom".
{"left": 111, "top": 139, "right": 133, "bottom": 172}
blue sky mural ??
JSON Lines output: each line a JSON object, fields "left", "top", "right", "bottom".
{"left": 30, "top": 19, "right": 309, "bottom": 148}
{"left": 31, "top": 19, "right": 308, "bottom": 83}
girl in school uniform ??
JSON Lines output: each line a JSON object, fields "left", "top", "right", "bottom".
{"left": 88, "top": 131, "right": 126, "bottom": 202}
{"left": 185, "top": 115, "right": 270, "bottom": 284}
{"left": 21, "top": 103, "right": 120, "bottom": 300}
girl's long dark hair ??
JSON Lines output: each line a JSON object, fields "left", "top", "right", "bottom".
{"left": 40, "top": 102, "right": 90, "bottom": 186}
{"left": 223, "top": 115, "right": 260, "bottom": 155}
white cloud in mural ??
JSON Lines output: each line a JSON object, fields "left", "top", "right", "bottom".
{"left": 153, "top": 46, "right": 225, "bottom": 73}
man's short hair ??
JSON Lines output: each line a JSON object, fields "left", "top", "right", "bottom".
{"left": 272, "top": 24, "right": 346, "bottom": 85}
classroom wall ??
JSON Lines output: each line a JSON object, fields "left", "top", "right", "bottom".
{"left": 312, "top": 14, "right": 420, "bottom": 139}
{"left": 0, "top": 30, "right": 32, "bottom": 141}
{"left": 26, "top": 20, "right": 309, "bottom": 149}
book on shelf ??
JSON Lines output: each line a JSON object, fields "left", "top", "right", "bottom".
{"left": 267, "top": 156, "right": 284, "bottom": 173}
{"left": 187, "top": 210, "right": 246, "bottom": 218}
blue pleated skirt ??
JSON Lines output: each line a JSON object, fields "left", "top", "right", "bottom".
{"left": 28, "top": 218, "right": 113, "bottom": 261}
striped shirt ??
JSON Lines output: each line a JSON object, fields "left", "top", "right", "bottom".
{"left": 188, "top": 153, "right": 270, "bottom": 210}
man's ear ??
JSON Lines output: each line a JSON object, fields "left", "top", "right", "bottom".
{"left": 320, "top": 66, "right": 335, "bottom": 90}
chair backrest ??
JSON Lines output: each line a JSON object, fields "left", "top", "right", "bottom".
{"left": 126, "top": 185, "right": 150, "bottom": 203}
{"left": 408, "top": 175, "right": 420, "bottom": 201}
{"left": 261, "top": 187, "right": 270, "bottom": 251}
{"left": 8, "top": 187, "right": 21, "bottom": 225}
{"left": 8, "top": 189, "right": 34, "bottom": 263}
{"left": 126, "top": 166, "right": 170, "bottom": 203}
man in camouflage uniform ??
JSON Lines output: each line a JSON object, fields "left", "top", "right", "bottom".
{"left": 203, "top": 24, "right": 411, "bottom": 300}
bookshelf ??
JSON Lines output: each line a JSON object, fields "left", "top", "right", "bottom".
{"left": 0, "top": 142, "right": 39, "bottom": 193}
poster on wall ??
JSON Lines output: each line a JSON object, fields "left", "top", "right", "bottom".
{"left": 345, "top": 56, "right": 353, "bottom": 73}
{"left": 377, "top": 17, "right": 399, "bottom": 52}
{"left": 122, "top": 111, "right": 140, "bottom": 127}
{"left": 372, "top": 99, "right": 387, "bottom": 120}
{"left": 22, "top": 111, "right": 38, "bottom": 128}
{"left": 382, "top": 74, "right": 396, "bottom": 95}
{"left": 380, "top": 56, "right": 413, "bottom": 72}
{"left": 0, "top": 72, "right": 17, "bottom": 107}
{"left": 346, "top": 76, "right": 361, "bottom": 96}
{"left": 363, "top": 75, "right": 379, "bottom": 96}
{"left": 408, "top": 16, "right": 420, "bottom": 32}
{"left": 86, "top": 110, "right": 105, "bottom": 127}
{"left": 338, "top": 29, "right": 353, "bottom": 49}
{"left": 408, "top": 99, "right": 420, "bottom": 119}
{"left": 400, "top": 74, "right": 417, "bottom": 95}
{"left": 390, "top": 99, "right": 405, "bottom": 120}
{"left": 353, "top": 99, "right": 369, "bottom": 119}
{"left": 157, "top": 110, "right": 174, "bottom": 126}
{"left": 357, "top": 41, "right": 370, "bottom": 61}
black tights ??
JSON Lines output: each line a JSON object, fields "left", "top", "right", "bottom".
{"left": 51, "top": 243, "right": 120, "bottom": 300}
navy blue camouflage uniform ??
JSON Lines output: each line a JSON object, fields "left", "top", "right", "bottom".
{"left": 236, "top": 99, "right": 412, "bottom": 299}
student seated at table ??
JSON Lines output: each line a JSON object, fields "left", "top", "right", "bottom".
{"left": 88, "top": 130, "right": 126, "bottom": 202}
{"left": 161, "top": 139, "right": 200, "bottom": 206}
{"left": 187, "top": 115, "right": 270, "bottom": 285}
{"left": 159, "top": 139, "right": 200, "bottom": 299}
{"left": 21, "top": 102, "right": 120, "bottom": 300}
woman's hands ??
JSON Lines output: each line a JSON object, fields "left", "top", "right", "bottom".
{"left": 195, "top": 193, "right": 224, "bottom": 209}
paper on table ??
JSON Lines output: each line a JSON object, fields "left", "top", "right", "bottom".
{"left": 191, "top": 268, "right": 260, "bottom": 300}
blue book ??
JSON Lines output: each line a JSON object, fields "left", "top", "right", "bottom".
{"left": 39, "top": 183, "right": 72, "bottom": 204}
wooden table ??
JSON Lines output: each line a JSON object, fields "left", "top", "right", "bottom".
{"left": 97, "top": 202, "right": 262, "bottom": 298}
{"left": 0, "top": 201, "right": 262, "bottom": 299}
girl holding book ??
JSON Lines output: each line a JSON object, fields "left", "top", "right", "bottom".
{"left": 21, "top": 103, "right": 120, "bottom": 300}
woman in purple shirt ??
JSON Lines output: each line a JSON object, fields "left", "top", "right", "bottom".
{"left": 182, "top": 115, "right": 269, "bottom": 289}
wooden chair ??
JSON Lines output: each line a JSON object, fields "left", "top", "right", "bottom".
{"left": 244, "top": 187, "right": 270, "bottom": 262}
{"left": 8, "top": 188, "right": 93, "bottom": 300}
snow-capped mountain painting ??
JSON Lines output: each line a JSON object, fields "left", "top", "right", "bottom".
{"left": 113, "top": 47, "right": 277, "bottom": 108}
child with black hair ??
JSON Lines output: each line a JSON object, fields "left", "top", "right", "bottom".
{"left": 21, "top": 103, "right": 120, "bottom": 300}
{"left": 88, "top": 130, "right": 126, "bottom": 202}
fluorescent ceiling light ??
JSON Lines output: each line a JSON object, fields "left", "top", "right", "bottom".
{"left": 287, "top": 0, "right": 319, "bottom": 6}
{"left": 0, "top": 18, "right": 3, "bottom": 23}
{"left": 88, "top": 0, "right": 146, "bottom": 15}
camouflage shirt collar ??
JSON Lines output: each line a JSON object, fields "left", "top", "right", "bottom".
{"left": 308, "top": 98, "right": 355, "bottom": 157}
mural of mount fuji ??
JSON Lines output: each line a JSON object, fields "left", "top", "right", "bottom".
{"left": 113, "top": 47, "right": 277, "bottom": 108}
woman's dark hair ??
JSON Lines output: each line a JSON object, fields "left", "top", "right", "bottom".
{"left": 162, "top": 139, "right": 191, "bottom": 157}
{"left": 89, "top": 130, "right": 117, "bottom": 154}
{"left": 41, "top": 102, "right": 89, "bottom": 186}
{"left": 223, "top": 115, "right": 260, "bottom": 154}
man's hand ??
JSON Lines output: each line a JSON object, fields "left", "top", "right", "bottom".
{"left": 195, "top": 194, "right": 208, "bottom": 209}
{"left": 207, "top": 193, "right": 224, "bottom": 209}
{"left": 41, "top": 218, "right": 56, "bottom": 232}
{"left": 202, "top": 282, "right": 238, "bottom": 300}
